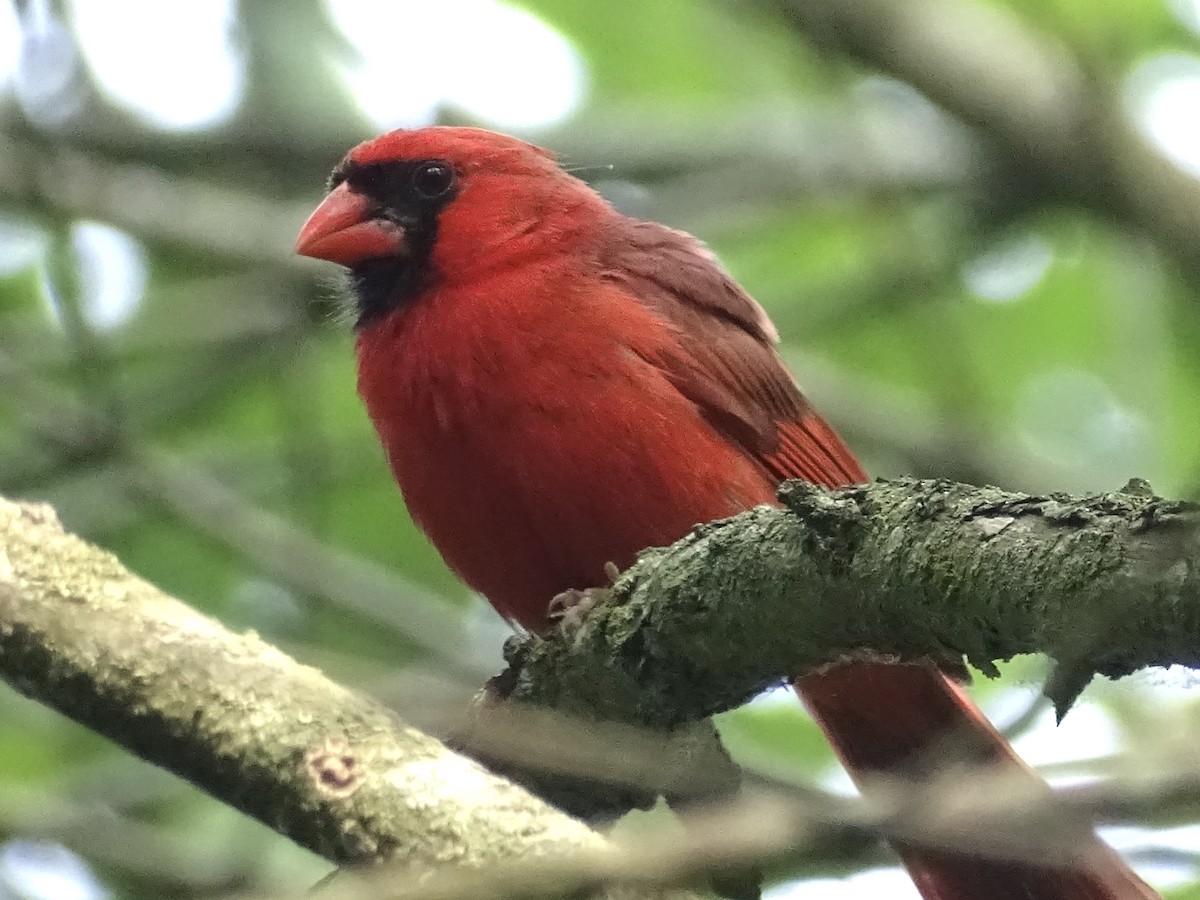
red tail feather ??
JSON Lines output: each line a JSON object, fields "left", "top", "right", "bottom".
{"left": 799, "top": 665, "right": 1156, "bottom": 899}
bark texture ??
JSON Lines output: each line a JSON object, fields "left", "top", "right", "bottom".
{"left": 505, "top": 478, "right": 1199, "bottom": 723}
{"left": 0, "top": 496, "right": 638, "bottom": 885}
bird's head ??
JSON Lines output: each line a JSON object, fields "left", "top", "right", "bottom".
{"left": 296, "top": 126, "right": 604, "bottom": 327}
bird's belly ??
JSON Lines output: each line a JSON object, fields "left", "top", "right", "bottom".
{"left": 380, "top": 358, "right": 776, "bottom": 629}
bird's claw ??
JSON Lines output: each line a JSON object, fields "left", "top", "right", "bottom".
{"left": 546, "top": 561, "right": 621, "bottom": 627}
{"left": 547, "top": 586, "right": 607, "bottom": 628}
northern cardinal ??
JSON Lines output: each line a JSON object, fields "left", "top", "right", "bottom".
{"left": 296, "top": 127, "right": 1155, "bottom": 900}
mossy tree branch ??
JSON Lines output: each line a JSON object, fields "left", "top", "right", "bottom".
{"left": 504, "top": 478, "right": 1199, "bottom": 724}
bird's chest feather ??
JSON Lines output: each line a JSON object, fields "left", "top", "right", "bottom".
{"left": 354, "top": 273, "right": 773, "bottom": 626}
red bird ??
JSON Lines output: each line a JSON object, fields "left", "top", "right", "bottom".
{"left": 296, "top": 127, "right": 1155, "bottom": 900}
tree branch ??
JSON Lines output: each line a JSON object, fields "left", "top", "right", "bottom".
{"left": 0, "top": 495, "right": 691, "bottom": 899}
{"left": 503, "top": 478, "right": 1199, "bottom": 724}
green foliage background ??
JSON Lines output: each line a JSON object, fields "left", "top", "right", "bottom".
{"left": 1, "top": 0, "right": 1199, "bottom": 897}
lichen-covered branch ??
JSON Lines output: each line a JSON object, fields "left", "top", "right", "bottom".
{"left": 505, "top": 478, "right": 1200, "bottom": 724}
{"left": 0, "top": 496, "right": 683, "bottom": 897}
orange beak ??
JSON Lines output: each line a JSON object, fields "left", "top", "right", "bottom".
{"left": 295, "top": 182, "right": 406, "bottom": 266}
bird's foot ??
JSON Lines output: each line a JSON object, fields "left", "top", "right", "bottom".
{"left": 546, "top": 561, "right": 621, "bottom": 627}
{"left": 546, "top": 586, "right": 605, "bottom": 628}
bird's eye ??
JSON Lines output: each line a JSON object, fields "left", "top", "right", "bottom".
{"left": 411, "top": 161, "right": 456, "bottom": 200}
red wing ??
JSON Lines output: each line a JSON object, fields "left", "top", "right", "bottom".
{"left": 600, "top": 219, "right": 866, "bottom": 489}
